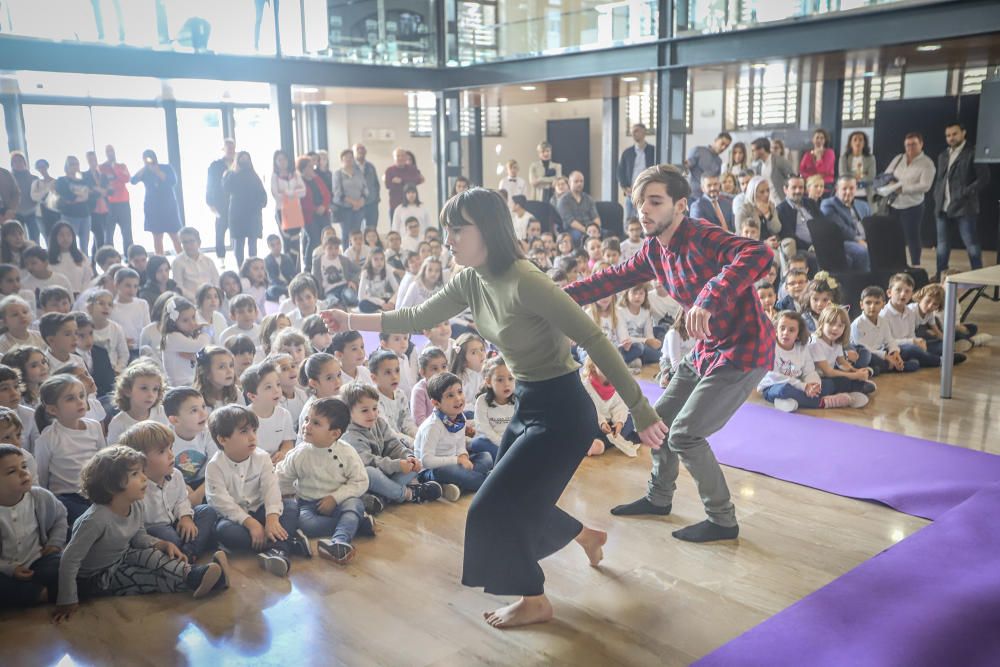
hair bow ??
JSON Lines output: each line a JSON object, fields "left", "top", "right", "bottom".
{"left": 813, "top": 270, "right": 839, "bottom": 290}
{"left": 166, "top": 300, "right": 182, "bottom": 322}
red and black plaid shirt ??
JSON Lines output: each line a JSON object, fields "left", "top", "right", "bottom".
{"left": 565, "top": 217, "right": 776, "bottom": 376}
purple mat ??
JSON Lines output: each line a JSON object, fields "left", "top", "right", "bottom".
{"left": 638, "top": 380, "right": 1000, "bottom": 521}
{"left": 694, "top": 481, "right": 1000, "bottom": 667}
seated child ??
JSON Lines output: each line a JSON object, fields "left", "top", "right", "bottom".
{"left": 580, "top": 356, "right": 639, "bottom": 457}
{"left": 301, "top": 314, "right": 333, "bottom": 355}
{"left": 761, "top": 310, "right": 869, "bottom": 412}
{"left": 774, "top": 268, "right": 808, "bottom": 312}
{"left": 881, "top": 272, "right": 961, "bottom": 367}
{"left": 276, "top": 397, "right": 374, "bottom": 564}
{"left": 193, "top": 346, "right": 243, "bottom": 413}
{"left": 369, "top": 350, "right": 418, "bottom": 447}
{"left": 0, "top": 352, "right": 45, "bottom": 453}
{"left": 224, "top": 335, "right": 257, "bottom": 380}
{"left": 755, "top": 280, "right": 777, "bottom": 321}
{"left": 0, "top": 443, "right": 65, "bottom": 607}
{"left": 259, "top": 312, "right": 291, "bottom": 356}
{"left": 0, "top": 295, "right": 46, "bottom": 354}
{"left": 268, "top": 352, "right": 309, "bottom": 429}
{"left": 20, "top": 245, "right": 74, "bottom": 296}
{"left": 53, "top": 445, "right": 228, "bottom": 621}
{"left": 311, "top": 235, "right": 360, "bottom": 308}
{"left": 0, "top": 407, "right": 36, "bottom": 479}
{"left": 414, "top": 372, "right": 493, "bottom": 499}
{"left": 809, "top": 305, "right": 877, "bottom": 396}
{"left": 450, "top": 333, "right": 486, "bottom": 415}
{"left": 340, "top": 382, "right": 442, "bottom": 513}
{"left": 851, "top": 286, "right": 921, "bottom": 374}
{"left": 195, "top": 284, "right": 228, "bottom": 344}
{"left": 164, "top": 388, "right": 213, "bottom": 506}
{"left": 799, "top": 272, "right": 839, "bottom": 333}
{"left": 330, "top": 330, "right": 373, "bottom": 385}
{"left": 287, "top": 274, "right": 322, "bottom": 328}
{"left": 421, "top": 321, "right": 454, "bottom": 366}
{"left": 240, "top": 361, "right": 295, "bottom": 464}
{"left": 86, "top": 289, "right": 129, "bottom": 372}
{"left": 119, "top": 421, "right": 218, "bottom": 561}
{"left": 470, "top": 356, "right": 515, "bottom": 462}
{"left": 40, "top": 312, "right": 85, "bottom": 370}
{"left": 51, "top": 361, "right": 107, "bottom": 424}
{"left": 379, "top": 332, "right": 418, "bottom": 397}
{"left": 219, "top": 294, "right": 262, "bottom": 348}
{"left": 107, "top": 362, "right": 169, "bottom": 446}
{"left": 274, "top": 328, "right": 308, "bottom": 369}
{"left": 111, "top": 268, "right": 150, "bottom": 356}
{"left": 71, "top": 312, "right": 115, "bottom": 401}
{"left": 264, "top": 233, "right": 296, "bottom": 299}
{"left": 205, "top": 405, "right": 309, "bottom": 577}
{"left": 658, "top": 312, "right": 695, "bottom": 388}
{"left": 411, "top": 346, "right": 448, "bottom": 427}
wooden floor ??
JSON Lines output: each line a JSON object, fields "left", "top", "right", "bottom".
{"left": 2, "top": 252, "right": 998, "bottom": 667}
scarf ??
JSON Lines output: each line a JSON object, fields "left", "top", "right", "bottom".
{"left": 435, "top": 409, "right": 466, "bottom": 433}
{"left": 588, "top": 374, "right": 616, "bottom": 402}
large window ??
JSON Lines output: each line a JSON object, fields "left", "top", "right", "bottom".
{"left": 724, "top": 63, "right": 799, "bottom": 130}
{"left": 234, "top": 107, "right": 280, "bottom": 232}
{"left": 676, "top": 0, "right": 924, "bottom": 36}
{"left": 407, "top": 91, "right": 437, "bottom": 137}
{"left": 842, "top": 69, "right": 903, "bottom": 126}
{"left": 177, "top": 108, "right": 225, "bottom": 247}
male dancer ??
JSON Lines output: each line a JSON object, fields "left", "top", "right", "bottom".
{"left": 565, "top": 164, "right": 775, "bottom": 542}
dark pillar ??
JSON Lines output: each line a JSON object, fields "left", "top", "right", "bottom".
{"left": 306, "top": 104, "right": 328, "bottom": 151}
{"left": 602, "top": 96, "right": 620, "bottom": 201}
{"left": 821, "top": 78, "right": 845, "bottom": 175}
{"left": 163, "top": 99, "right": 184, "bottom": 223}
{"left": 657, "top": 66, "right": 689, "bottom": 167}
{"left": 0, "top": 94, "right": 26, "bottom": 155}
{"left": 221, "top": 104, "right": 235, "bottom": 141}
{"left": 467, "top": 104, "right": 483, "bottom": 187}
{"left": 434, "top": 91, "right": 462, "bottom": 214}
{"left": 272, "top": 83, "right": 295, "bottom": 159}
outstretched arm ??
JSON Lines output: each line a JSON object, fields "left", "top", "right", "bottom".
{"left": 563, "top": 244, "right": 657, "bottom": 307}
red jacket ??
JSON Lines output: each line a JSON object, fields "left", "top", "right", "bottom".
{"left": 302, "top": 175, "right": 331, "bottom": 226}
{"left": 100, "top": 162, "right": 131, "bottom": 203}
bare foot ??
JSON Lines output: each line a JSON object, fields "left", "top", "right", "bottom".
{"left": 576, "top": 526, "right": 607, "bottom": 567}
{"left": 587, "top": 439, "right": 605, "bottom": 456}
{"left": 483, "top": 595, "right": 554, "bottom": 629}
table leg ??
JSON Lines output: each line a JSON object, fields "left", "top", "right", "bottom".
{"left": 940, "top": 281, "right": 957, "bottom": 399}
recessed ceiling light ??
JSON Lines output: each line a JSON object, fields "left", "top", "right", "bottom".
{"left": 916, "top": 44, "right": 942, "bottom": 52}
{"left": 319, "top": 100, "right": 333, "bottom": 105}
{"left": 554, "top": 97, "right": 568, "bottom": 102}
{"left": 298, "top": 87, "right": 319, "bottom": 93}
{"left": 751, "top": 63, "right": 767, "bottom": 70}
{"left": 621, "top": 76, "right": 638, "bottom": 83}
{"left": 520, "top": 85, "right": 537, "bottom": 91}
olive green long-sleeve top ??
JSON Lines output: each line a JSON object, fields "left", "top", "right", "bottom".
{"left": 381, "top": 259, "right": 659, "bottom": 431}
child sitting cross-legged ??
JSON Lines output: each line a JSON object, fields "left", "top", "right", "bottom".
{"left": 164, "top": 388, "right": 213, "bottom": 507}
{"left": 369, "top": 350, "right": 418, "bottom": 448}
{"left": 851, "top": 286, "right": 920, "bottom": 375}
{"left": 52, "top": 445, "right": 229, "bottom": 622}
{"left": 760, "top": 310, "right": 869, "bottom": 413}
{"left": 414, "top": 372, "right": 493, "bottom": 500}
{"left": 808, "top": 305, "right": 877, "bottom": 396}
{"left": 470, "top": 356, "right": 515, "bottom": 462}
{"left": 119, "top": 421, "right": 218, "bottom": 561}
{"left": 240, "top": 361, "right": 296, "bottom": 464}
{"left": 340, "top": 382, "right": 442, "bottom": 514}
{"left": 411, "top": 346, "right": 449, "bottom": 427}
{"left": 276, "top": 397, "right": 375, "bottom": 565}
{"left": 881, "top": 273, "right": 964, "bottom": 367}
{"left": 205, "top": 405, "right": 310, "bottom": 577}
{"left": 580, "top": 356, "right": 640, "bottom": 457}
{"left": 107, "top": 362, "right": 170, "bottom": 451}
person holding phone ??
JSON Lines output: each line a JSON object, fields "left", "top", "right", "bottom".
{"left": 131, "top": 150, "right": 182, "bottom": 255}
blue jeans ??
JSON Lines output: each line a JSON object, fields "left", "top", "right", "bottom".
{"left": 936, "top": 214, "right": 982, "bottom": 273}
{"left": 624, "top": 195, "right": 637, "bottom": 221}
{"left": 146, "top": 504, "right": 218, "bottom": 559}
{"left": 214, "top": 500, "right": 299, "bottom": 553}
{"left": 366, "top": 466, "right": 419, "bottom": 503}
{"left": 57, "top": 492, "right": 91, "bottom": 536}
{"left": 820, "top": 377, "right": 875, "bottom": 394}
{"left": 899, "top": 342, "right": 941, "bottom": 368}
{"left": 761, "top": 382, "right": 825, "bottom": 409}
{"left": 896, "top": 203, "right": 924, "bottom": 266}
{"left": 424, "top": 451, "right": 493, "bottom": 492}
{"left": 468, "top": 435, "right": 499, "bottom": 461}
{"left": 362, "top": 201, "right": 379, "bottom": 229}
{"left": 850, "top": 344, "right": 873, "bottom": 371}
{"left": 0, "top": 551, "right": 60, "bottom": 607}
{"left": 325, "top": 283, "right": 359, "bottom": 308}
{"left": 844, "top": 241, "right": 871, "bottom": 272}
{"left": 62, "top": 214, "right": 91, "bottom": 258}
{"left": 298, "top": 497, "right": 364, "bottom": 544}
{"left": 337, "top": 208, "right": 364, "bottom": 249}
{"left": 869, "top": 353, "right": 920, "bottom": 374}
{"left": 631, "top": 342, "right": 662, "bottom": 365}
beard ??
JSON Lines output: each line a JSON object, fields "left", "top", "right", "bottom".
{"left": 642, "top": 210, "right": 677, "bottom": 238}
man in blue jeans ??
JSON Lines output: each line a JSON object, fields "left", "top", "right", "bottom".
{"left": 932, "top": 122, "right": 990, "bottom": 276}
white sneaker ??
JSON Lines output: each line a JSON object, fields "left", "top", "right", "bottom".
{"left": 628, "top": 358, "right": 643, "bottom": 374}
{"left": 955, "top": 339, "right": 973, "bottom": 353}
{"left": 847, "top": 392, "right": 870, "bottom": 408}
{"left": 441, "top": 483, "right": 461, "bottom": 502}
{"left": 774, "top": 398, "right": 799, "bottom": 412}
{"left": 607, "top": 433, "right": 640, "bottom": 457}
{"left": 971, "top": 333, "right": 993, "bottom": 347}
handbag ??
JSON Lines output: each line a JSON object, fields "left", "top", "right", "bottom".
{"left": 280, "top": 194, "right": 304, "bottom": 231}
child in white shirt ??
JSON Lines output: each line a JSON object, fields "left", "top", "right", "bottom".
{"left": 219, "top": 294, "right": 262, "bottom": 348}
{"left": 195, "top": 284, "right": 228, "bottom": 344}
{"left": 268, "top": 353, "right": 309, "bottom": 431}
{"left": 20, "top": 245, "right": 74, "bottom": 296}
{"left": 497, "top": 160, "right": 528, "bottom": 206}
{"left": 171, "top": 227, "right": 220, "bottom": 301}
{"left": 580, "top": 357, "right": 639, "bottom": 457}
{"left": 379, "top": 332, "right": 418, "bottom": 399}
{"left": 620, "top": 219, "right": 645, "bottom": 260}
{"left": 164, "top": 388, "right": 213, "bottom": 506}
{"left": 470, "top": 356, "right": 515, "bottom": 462}
{"left": 851, "top": 286, "right": 920, "bottom": 375}
{"left": 111, "top": 268, "right": 150, "bottom": 355}
{"left": 421, "top": 321, "right": 455, "bottom": 366}
{"left": 331, "top": 330, "right": 373, "bottom": 386}
{"left": 659, "top": 313, "right": 696, "bottom": 387}
{"left": 40, "top": 312, "right": 85, "bottom": 371}
{"left": 618, "top": 284, "right": 662, "bottom": 366}
{"left": 241, "top": 361, "right": 295, "bottom": 464}
{"left": 369, "top": 350, "right": 418, "bottom": 448}
{"left": 449, "top": 333, "right": 486, "bottom": 415}
{"left": 107, "top": 362, "right": 170, "bottom": 446}
{"left": 0, "top": 295, "right": 46, "bottom": 355}
{"left": 86, "top": 289, "right": 129, "bottom": 372}
{"left": 881, "top": 273, "right": 953, "bottom": 368}
{"left": 808, "top": 305, "right": 877, "bottom": 396}
{"left": 287, "top": 274, "right": 322, "bottom": 328}
{"left": 160, "top": 297, "right": 211, "bottom": 387}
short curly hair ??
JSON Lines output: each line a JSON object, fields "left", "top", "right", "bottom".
{"left": 81, "top": 445, "right": 147, "bottom": 504}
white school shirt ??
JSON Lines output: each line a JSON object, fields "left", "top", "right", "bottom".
{"left": 0, "top": 330, "right": 47, "bottom": 355}
{"left": 473, "top": 394, "right": 515, "bottom": 445}
{"left": 173, "top": 429, "right": 215, "bottom": 486}
{"left": 51, "top": 252, "right": 94, "bottom": 295}
{"left": 758, "top": 342, "right": 821, "bottom": 391}
{"left": 219, "top": 323, "right": 262, "bottom": 347}
{"left": 907, "top": 302, "right": 936, "bottom": 327}
{"left": 172, "top": 252, "right": 220, "bottom": 301}
{"left": 808, "top": 336, "right": 848, "bottom": 371}
{"left": 662, "top": 330, "right": 695, "bottom": 373}
{"left": 142, "top": 469, "right": 194, "bottom": 526}
{"left": 391, "top": 204, "right": 432, "bottom": 235}
{"left": 340, "top": 364, "right": 373, "bottom": 388}
{"left": 240, "top": 279, "right": 267, "bottom": 322}
{"left": 620, "top": 238, "right": 644, "bottom": 261}
{"left": 581, "top": 374, "right": 630, "bottom": 426}
{"left": 358, "top": 271, "right": 399, "bottom": 307}
{"left": 413, "top": 414, "right": 466, "bottom": 469}
{"left": 398, "top": 350, "right": 418, "bottom": 398}
{"left": 647, "top": 288, "right": 683, "bottom": 324}
{"left": 197, "top": 310, "right": 229, "bottom": 344}
{"left": 106, "top": 405, "right": 169, "bottom": 446}
{"left": 275, "top": 440, "right": 369, "bottom": 503}
{"left": 86, "top": 395, "right": 106, "bottom": 424}
{"left": 205, "top": 448, "right": 283, "bottom": 524}
{"left": 400, "top": 235, "right": 421, "bottom": 254}
{"left": 163, "top": 332, "right": 212, "bottom": 387}
{"left": 618, "top": 306, "right": 654, "bottom": 344}
{"left": 18, "top": 404, "right": 39, "bottom": 454}
{"left": 44, "top": 350, "right": 85, "bottom": 373}
{"left": 92, "top": 319, "right": 130, "bottom": 372}
{"left": 378, "top": 388, "right": 418, "bottom": 440}
{"left": 460, "top": 369, "right": 482, "bottom": 413}
{"left": 0, "top": 492, "right": 41, "bottom": 570}
{"left": 597, "top": 314, "right": 629, "bottom": 348}
{"left": 498, "top": 175, "right": 528, "bottom": 203}
{"left": 396, "top": 271, "right": 417, "bottom": 304}
{"left": 111, "top": 298, "right": 151, "bottom": 348}
{"left": 510, "top": 210, "right": 532, "bottom": 240}
{"left": 34, "top": 419, "right": 106, "bottom": 495}
{"left": 279, "top": 386, "right": 309, "bottom": 432}
{"left": 254, "top": 405, "right": 295, "bottom": 456}
{"left": 879, "top": 303, "right": 920, "bottom": 347}
{"left": 421, "top": 338, "right": 455, "bottom": 366}
{"left": 397, "top": 280, "right": 440, "bottom": 310}
{"left": 21, "top": 270, "right": 73, "bottom": 297}
{"left": 851, "top": 314, "right": 898, "bottom": 358}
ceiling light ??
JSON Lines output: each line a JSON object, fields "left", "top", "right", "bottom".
{"left": 554, "top": 97, "right": 568, "bottom": 103}
{"left": 862, "top": 71, "right": 876, "bottom": 77}
{"left": 319, "top": 100, "right": 333, "bottom": 105}
{"left": 916, "top": 44, "right": 942, "bottom": 52}
{"left": 298, "top": 87, "right": 319, "bottom": 93}
{"left": 621, "top": 76, "right": 638, "bottom": 83}
{"left": 520, "top": 85, "right": 537, "bottom": 91}
{"left": 751, "top": 63, "right": 767, "bottom": 70}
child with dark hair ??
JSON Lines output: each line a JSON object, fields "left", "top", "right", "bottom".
{"left": 223, "top": 334, "right": 256, "bottom": 379}
{"left": 330, "top": 330, "right": 373, "bottom": 385}
{"left": 53, "top": 445, "right": 228, "bottom": 622}
{"left": 287, "top": 273, "right": 322, "bottom": 327}
{"left": 799, "top": 272, "right": 841, "bottom": 333}
{"left": 470, "top": 356, "right": 515, "bottom": 462}
{"left": 312, "top": 235, "right": 360, "bottom": 308}
{"left": 163, "top": 387, "right": 212, "bottom": 506}
{"left": 40, "top": 312, "right": 84, "bottom": 370}
{"left": 301, "top": 314, "right": 333, "bottom": 355}
{"left": 265, "top": 233, "right": 296, "bottom": 300}
{"left": 20, "top": 245, "right": 74, "bottom": 297}
{"left": 220, "top": 294, "right": 261, "bottom": 349}
{"left": 126, "top": 245, "right": 149, "bottom": 284}
{"left": 411, "top": 345, "right": 448, "bottom": 427}
{"left": 276, "top": 397, "right": 374, "bottom": 564}
{"left": 111, "top": 267, "right": 150, "bottom": 358}
{"left": 369, "top": 349, "right": 417, "bottom": 447}
{"left": 241, "top": 361, "right": 295, "bottom": 464}
{"left": 69, "top": 312, "right": 115, "bottom": 401}
{"left": 851, "top": 286, "right": 921, "bottom": 375}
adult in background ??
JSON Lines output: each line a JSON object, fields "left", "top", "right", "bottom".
{"left": 9, "top": 152, "right": 39, "bottom": 242}
{"left": 820, "top": 176, "right": 871, "bottom": 272}
{"left": 736, "top": 176, "right": 794, "bottom": 269}
{"left": 271, "top": 149, "right": 306, "bottom": 272}
{"left": 83, "top": 151, "right": 111, "bottom": 256}
{"left": 353, "top": 143, "right": 380, "bottom": 230}
{"left": 384, "top": 147, "right": 424, "bottom": 220}
{"left": 840, "top": 131, "right": 876, "bottom": 201}
{"left": 799, "top": 128, "right": 836, "bottom": 196}
{"left": 32, "top": 159, "right": 61, "bottom": 242}
{"left": 206, "top": 138, "right": 236, "bottom": 259}
{"left": 933, "top": 122, "right": 990, "bottom": 275}
{"left": 223, "top": 151, "right": 268, "bottom": 268}
{"left": 528, "top": 141, "right": 563, "bottom": 202}
{"left": 686, "top": 131, "right": 732, "bottom": 198}
{"left": 316, "top": 150, "right": 334, "bottom": 197}
{"left": 332, "top": 149, "right": 369, "bottom": 249}
{"left": 618, "top": 123, "right": 656, "bottom": 220}
{"left": 101, "top": 145, "right": 133, "bottom": 252}
{"left": 883, "top": 132, "right": 935, "bottom": 266}
{"left": 565, "top": 164, "right": 774, "bottom": 543}
{"left": 299, "top": 154, "right": 332, "bottom": 263}
{"left": 751, "top": 137, "right": 795, "bottom": 204}
{"left": 725, "top": 141, "right": 750, "bottom": 178}
{"left": 776, "top": 175, "right": 819, "bottom": 271}
{"left": 0, "top": 165, "right": 16, "bottom": 223}
{"left": 55, "top": 156, "right": 92, "bottom": 253}
{"left": 556, "top": 171, "right": 600, "bottom": 243}
{"left": 689, "top": 174, "right": 733, "bottom": 232}
{"left": 131, "top": 149, "right": 182, "bottom": 255}
{"left": 321, "top": 188, "right": 667, "bottom": 629}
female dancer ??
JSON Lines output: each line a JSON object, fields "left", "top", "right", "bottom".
{"left": 321, "top": 188, "right": 667, "bottom": 629}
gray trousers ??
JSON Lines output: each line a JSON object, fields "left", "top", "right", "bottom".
{"left": 646, "top": 358, "right": 767, "bottom": 527}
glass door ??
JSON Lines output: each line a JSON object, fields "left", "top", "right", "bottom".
{"left": 176, "top": 108, "right": 225, "bottom": 251}
{"left": 234, "top": 107, "right": 280, "bottom": 240}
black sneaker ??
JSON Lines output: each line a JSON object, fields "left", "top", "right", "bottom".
{"left": 257, "top": 548, "right": 291, "bottom": 577}
{"left": 187, "top": 562, "right": 222, "bottom": 599}
{"left": 362, "top": 493, "right": 385, "bottom": 515}
{"left": 211, "top": 550, "right": 231, "bottom": 590}
{"left": 410, "top": 481, "right": 442, "bottom": 503}
{"left": 288, "top": 528, "right": 313, "bottom": 558}
{"left": 358, "top": 513, "right": 377, "bottom": 537}
{"left": 317, "top": 539, "right": 355, "bottom": 564}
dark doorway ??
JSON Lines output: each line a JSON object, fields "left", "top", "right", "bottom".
{"left": 547, "top": 118, "right": 591, "bottom": 195}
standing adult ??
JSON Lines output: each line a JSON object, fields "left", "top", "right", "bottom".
{"left": 751, "top": 137, "right": 796, "bottom": 204}
{"left": 32, "top": 159, "right": 61, "bottom": 243}
{"left": 223, "top": 151, "right": 268, "bottom": 268}
{"left": 83, "top": 151, "right": 111, "bottom": 256}
{"left": 839, "top": 131, "right": 876, "bottom": 201}
{"left": 689, "top": 174, "right": 733, "bottom": 232}
{"left": 9, "top": 152, "right": 39, "bottom": 243}
{"left": 299, "top": 155, "right": 332, "bottom": 263}
{"left": 686, "top": 132, "right": 732, "bottom": 198}
{"left": 353, "top": 143, "right": 380, "bottom": 230}
{"left": 725, "top": 142, "right": 749, "bottom": 178}
{"left": 332, "top": 149, "right": 369, "bottom": 248}
{"left": 383, "top": 147, "right": 425, "bottom": 220}
{"left": 321, "top": 188, "right": 666, "bottom": 629}
{"left": 316, "top": 150, "right": 334, "bottom": 198}
{"left": 101, "top": 145, "right": 133, "bottom": 252}
{"left": 617, "top": 123, "right": 656, "bottom": 220}
{"left": 820, "top": 176, "right": 871, "bottom": 272}
{"left": 131, "top": 149, "right": 182, "bottom": 256}
{"left": 55, "top": 156, "right": 92, "bottom": 253}
{"left": 933, "top": 122, "right": 990, "bottom": 275}
{"left": 556, "top": 171, "right": 600, "bottom": 243}
{"left": 565, "top": 164, "right": 775, "bottom": 543}
{"left": 271, "top": 149, "right": 306, "bottom": 272}
{"left": 799, "top": 128, "right": 836, "bottom": 195}
{"left": 883, "top": 132, "right": 935, "bottom": 266}
{"left": 528, "top": 141, "right": 563, "bottom": 202}
{"left": 207, "top": 139, "right": 236, "bottom": 259}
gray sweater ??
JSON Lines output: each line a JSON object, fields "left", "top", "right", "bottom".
{"left": 58, "top": 501, "right": 160, "bottom": 605}
{"left": 341, "top": 417, "right": 414, "bottom": 475}
{"left": 0, "top": 486, "right": 67, "bottom": 575}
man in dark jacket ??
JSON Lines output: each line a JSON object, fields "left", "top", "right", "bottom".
{"left": 933, "top": 122, "right": 990, "bottom": 274}
{"left": 776, "top": 175, "right": 819, "bottom": 270}
{"left": 206, "top": 139, "right": 235, "bottom": 259}
{"left": 689, "top": 174, "right": 733, "bottom": 232}
{"left": 617, "top": 123, "right": 656, "bottom": 220}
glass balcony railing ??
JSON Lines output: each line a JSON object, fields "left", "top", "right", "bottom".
{"left": 675, "top": 0, "right": 928, "bottom": 36}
